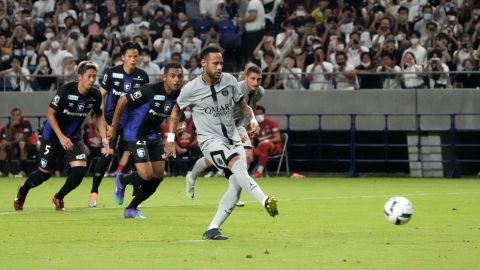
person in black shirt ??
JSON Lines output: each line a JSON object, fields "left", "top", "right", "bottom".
{"left": 14, "top": 61, "right": 109, "bottom": 211}
{"left": 108, "top": 62, "right": 183, "bottom": 219}
{"left": 89, "top": 42, "right": 149, "bottom": 208}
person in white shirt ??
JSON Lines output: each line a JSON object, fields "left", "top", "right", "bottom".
{"left": 88, "top": 41, "right": 110, "bottom": 75}
{"left": 32, "top": 0, "right": 55, "bottom": 19}
{"left": 238, "top": 0, "right": 266, "bottom": 62}
{"left": 346, "top": 32, "right": 370, "bottom": 68}
{"left": 275, "top": 20, "right": 298, "bottom": 62}
{"left": 453, "top": 33, "right": 475, "bottom": 71}
{"left": 402, "top": 31, "right": 428, "bottom": 67}
{"left": 401, "top": 52, "right": 425, "bottom": 88}
{"left": 41, "top": 40, "right": 69, "bottom": 75}
{"left": 413, "top": 5, "right": 439, "bottom": 38}
{"left": 199, "top": 0, "right": 225, "bottom": 22}
{"left": 124, "top": 7, "right": 147, "bottom": 40}
{"left": 138, "top": 49, "right": 162, "bottom": 83}
{"left": 278, "top": 55, "right": 303, "bottom": 89}
{"left": 425, "top": 52, "right": 450, "bottom": 88}
{"left": 182, "top": 27, "right": 202, "bottom": 61}
{"left": 333, "top": 51, "right": 357, "bottom": 90}
{"left": 306, "top": 47, "right": 333, "bottom": 90}
{"left": 0, "top": 56, "right": 31, "bottom": 92}
{"left": 377, "top": 51, "right": 402, "bottom": 89}
{"left": 153, "top": 28, "right": 181, "bottom": 65}
{"left": 187, "top": 56, "right": 203, "bottom": 81}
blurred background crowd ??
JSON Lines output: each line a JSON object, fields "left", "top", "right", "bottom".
{"left": 1, "top": 0, "right": 480, "bottom": 92}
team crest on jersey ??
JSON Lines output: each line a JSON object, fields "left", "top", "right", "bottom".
{"left": 216, "top": 158, "right": 224, "bottom": 166}
{"left": 77, "top": 103, "right": 85, "bottom": 111}
{"left": 124, "top": 82, "right": 132, "bottom": 92}
{"left": 137, "top": 148, "right": 145, "bottom": 158}
{"left": 52, "top": 95, "right": 60, "bottom": 106}
{"left": 164, "top": 103, "right": 172, "bottom": 112}
{"left": 40, "top": 158, "right": 48, "bottom": 168}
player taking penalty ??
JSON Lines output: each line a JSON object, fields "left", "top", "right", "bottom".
{"left": 165, "top": 46, "right": 278, "bottom": 240}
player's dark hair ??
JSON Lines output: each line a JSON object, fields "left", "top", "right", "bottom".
{"left": 164, "top": 62, "right": 183, "bottom": 75}
{"left": 200, "top": 46, "right": 222, "bottom": 60}
{"left": 246, "top": 65, "right": 262, "bottom": 75}
{"left": 121, "top": 41, "right": 142, "bottom": 55}
{"left": 255, "top": 105, "right": 266, "bottom": 113}
{"left": 11, "top": 107, "right": 21, "bottom": 114}
{"left": 77, "top": 61, "right": 98, "bottom": 75}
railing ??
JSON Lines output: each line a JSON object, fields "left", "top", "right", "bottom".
{"left": 273, "top": 113, "right": 480, "bottom": 178}
{"left": 1, "top": 70, "right": 480, "bottom": 91}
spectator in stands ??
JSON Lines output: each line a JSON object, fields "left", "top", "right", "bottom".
{"left": 455, "top": 58, "right": 480, "bottom": 88}
{"left": 263, "top": 0, "right": 283, "bottom": 33}
{"left": 0, "top": 108, "right": 36, "bottom": 177}
{"left": 425, "top": 51, "right": 450, "bottom": 88}
{"left": 187, "top": 55, "right": 202, "bottom": 81}
{"left": 237, "top": 0, "right": 266, "bottom": 62}
{"left": 182, "top": 26, "right": 202, "bottom": 61}
{"left": 346, "top": 32, "right": 370, "bottom": 68}
{"left": 0, "top": 18, "right": 11, "bottom": 38}
{"left": 32, "top": 54, "right": 55, "bottom": 91}
{"left": 277, "top": 55, "right": 303, "bottom": 89}
{"left": 7, "top": 25, "right": 28, "bottom": 62}
{"left": 262, "top": 50, "right": 280, "bottom": 89}
{"left": 139, "top": 48, "right": 162, "bottom": 83}
{"left": 78, "top": 4, "right": 100, "bottom": 28}
{"left": 377, "top": 51, "right": 402, "bottom": 89}
{"left": 401, "top": 52, "right": 425, "bottom": 89}
{"left": 88, "top": 39, "right": 109, "bottom": 75}
{"left": 153, "top": 28, "right": 180, "bottom": 65}
{"left": 0, "top": 55, "right": 31, "bottom": 92}
{"left": 65, "top": 24, "right": 86, "bottom": 62}
{"left": 125, "top": 7, "right": 147, "bottom": 40}
{"left": 453, "top": 33, "right": 474, "bottom": 71}
{"left": 251, "top": 105, "right": 283, "bottom": 178}
{"left": 334, "top": 51, "right": 357, "bottom": 90}
{"left": 59, "top": 53, "right": 77, "bottom": 85}
{"left": 199, "top": 0, "right": 226, "bottom": 23}
{"left": 148, "top": 6, "right": 170, "bottom": 40}
{"left": 22, "top": 42, "right": 38, "bottom": 75}
{"left": 0, "top": 122, "right": 6, "bottom": 176}
{"left": 253, "top": 35, "right": 279, "bottom": 70}
{"left": 54, "top": 0, "right": 78, "bottom": 29}
{"left": 356, "top": 52, "right": 382, "bottom": 89}
{"left": 276, "top": 20, "right": 298, "bottom": 62}
{"left": 32, "top": 0, "right": 55, "bottom": 19}
{"left": 39, "top": 35, "right": 69, "bottom": 76}
{"left": 422, "top": 21, "right": 438, "bottom": 51}
{"left": 395, "top": 6, "right": 410, "bottom": 35}
{"left": 135, "top": 23, "right": 154, "bottom": 52}
{"left": 371, "top": 17, "right": 391, "bottom": 50}
{"left": 440, "top": 10, "right": 463, "bottom": 40}
{"left": 403, "top": 31, "right": 428, "bottom": 66}
{"left": 414, "top": 5, "right": 438, "bottom": 38}
{"left": 305, "top": 47, "right": 333, "bottom": 90}
{"left": 172, "top": 12, "right": 190, "bottom": 38}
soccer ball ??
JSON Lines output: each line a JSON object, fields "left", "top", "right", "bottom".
{"left": 384, "top": 196, "right": 413, "bottom": 225}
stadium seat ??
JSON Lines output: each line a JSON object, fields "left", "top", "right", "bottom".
{"left": 194, "top": 18, "right": 212, "bottom": 34}
{"left": 265, "top": 133, "right": 289, "bottom": 177}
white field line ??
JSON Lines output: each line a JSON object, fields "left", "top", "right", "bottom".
{"left": 1, "top": 191, "right": 479, "bottom": 216}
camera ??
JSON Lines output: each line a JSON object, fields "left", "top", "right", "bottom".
{"left": 70, "top": 31, "right": 79, "bottom": 40}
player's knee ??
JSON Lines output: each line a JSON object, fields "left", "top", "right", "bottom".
{"left": 68, "top": 166, "right": 87, "bottom": 187}
{"left": 138, "top": 170, "right": 153, "bottom": 181}
{"left": 28, "top": 170, "right": 52, "bottom": 188}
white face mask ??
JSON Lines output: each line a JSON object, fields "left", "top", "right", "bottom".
{"left": 174, "top": 44, "right": 182, "bottom": 53}
{"left": 51, "top": 41, "right": 60, "bottom": 49}
{"left": 184, "top": 111, "right": 192, "bottom": 119}
{"left": 337, "top": 44, "right": 345, "bottom": 51}
{"left": 45, "top": 32, "right": 54, "bottom": 39}
{"left": 293, "top": 47, "right": 302, "bottom": 55}
{"left": 396, "top": 34, "right": 404, "bottom": 41}
{"left": 411, "top": 38, "right": 419, "bottom": 45}
{"left": 256, "top": 114, "right": 265, "bottom": 123}
{"left": 132, "top": 17, "right": 142, "bottom": 24}
{"left": 26, "top": 50, "right": 34, "bottom": 57}
{"left": 362, "top": 62, "right": 371, "bottom": 67}
{"left": 142, "top": 56, "right": 150, "bottom": 63}
{"left": 114, "top": 61, "right": 123, "bottom": 66}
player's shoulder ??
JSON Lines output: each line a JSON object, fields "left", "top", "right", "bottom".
{"left": 59, "top": 81, "right": 77, "bottom": 94}
{"left": 221, "top": 72, "right": 238, "bottom": 83}
{"left": 134, "top": 67, "right": 149, "bottom": 77}
{"left": 89, "top": 86, "right": 102, "bottom": 97}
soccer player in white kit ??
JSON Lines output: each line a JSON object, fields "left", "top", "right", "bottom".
{"left": 185, "top": 64, "right": 265, "bottom": 202}
{"left": 165, "top": 47, "right": 278, "bottom": 240}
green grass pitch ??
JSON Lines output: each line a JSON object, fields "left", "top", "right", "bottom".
{"left": 0, "top": 176, "right": 479, "bottom": 270}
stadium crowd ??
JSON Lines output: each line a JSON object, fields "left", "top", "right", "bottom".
{"left": 0, "top": 0, "right": 479, "bottom": 91}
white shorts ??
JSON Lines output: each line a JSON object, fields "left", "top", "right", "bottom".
{"left": 237, "top": 126, "right": 253, "bottom": 149}
{"left": 202, "top": 140, "right": 246, "bottom": 170}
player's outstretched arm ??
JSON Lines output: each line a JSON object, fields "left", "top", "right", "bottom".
{"left": 240, "top": 99, "right": 259, "bottom": 135}
{"left": 165, "top": 104, "right": 181, "bottom": 158}
{"left": 47, "top": 107, "right": 73, "bottom": 151}
{"left": 108, "top": 95, "right": 127, "bottom": 140}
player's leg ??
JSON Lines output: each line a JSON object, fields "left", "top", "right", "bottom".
{"left": 14, "top": 139, "right": 55, "bottom": 211}
{"left": 186, "top": 157, "right": 212, "bottom": 199}
{"left": 89, "top": 138, "right": 114, "bottom": 198}
{"left": 252, "top": 140, "right": 274, "bottom": 177}
{"left": 0, "top": 140, "right": 7, "bottom": 176}
{"left": 17, "top": 141, "right": 28, "bottom": 176}
{"left": 53, "top": 141, "right": 88, "bottom": 211}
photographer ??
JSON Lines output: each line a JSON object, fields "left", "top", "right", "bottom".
{"left": 306, "top": 47, "right": 333, "bottom": 90}
{"left": 425, "top": 51, "right": 450, "bottom": 88}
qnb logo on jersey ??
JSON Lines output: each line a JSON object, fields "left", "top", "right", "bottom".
{"left": 112, "top": 89, "right": 126, "bottom": 96}
{"left": 75, "top": 154, "right": 87, "bottom": 160}
{"left": 203, "top": 104, "right": 232, "bottom": 117}
{"left": 148, "top": 109, "right": 168, "bottom": 117}
{"left": 63, "top": 109, "right": 87, "bottom": 117}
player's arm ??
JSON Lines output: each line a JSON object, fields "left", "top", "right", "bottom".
{"left": 165, "top": 104, "right": 181, "bottom": 158}
{"left": 47, "top": 107, "right": 73, "bottom": 151}
{"left": 108, "top": 95, "right": 127, "bottom": 140}
{"left": 239, "top": 99, "right": 259, "bottom": 135}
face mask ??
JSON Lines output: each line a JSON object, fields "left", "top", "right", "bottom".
{"left": 256, "top": 114, "right": 265, "bottom": 123}
{"left": 174, "top": 44, "right": 182, "bottom": 53}
{"left": 184, "top": 111, "right": 192, "bottom": 119}
{"left": 26, "top": 50, "right": 34, "bottom": 57}
{"left": 312, "top": 44, "right": 321, "bottom": 50}
{"left": 132, "top": 17, "right": 142, "bottom": 24}
{"left": 337, "top": 44, "right": 345, "bottom": 51}
{"left": 45, "top": 32, "right": 54, "bottom": 39}
{"left": 362, "top": 62, "right": 371, "bottom": 67}
{"left": 142, "top": 56, "right": 150, "bottom": 63}
{"left": 423, "top": 13, "right": 432, "bottom": 20}
{"left": 51, "top": 41, "right": 60, "bottom": 49}
{"left": 396, "top": 34, "right": 404, "bottom": 41}
{"left": 411, "top": 38, "right": 419, "bottom": 45}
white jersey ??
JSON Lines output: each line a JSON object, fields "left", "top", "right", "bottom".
{"left": 177, "top": 73, "right": 243, "bottom": 150}
{"left": 233, "top": 81, "right": 265, "bottom": 127}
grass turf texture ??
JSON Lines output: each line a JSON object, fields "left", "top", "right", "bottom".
{"left": 0, "top": 177, "right": 479, "bottom": 270}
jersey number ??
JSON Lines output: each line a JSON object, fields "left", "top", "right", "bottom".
{"left": 44, "top": 145, "right": 51, "bottom": 155}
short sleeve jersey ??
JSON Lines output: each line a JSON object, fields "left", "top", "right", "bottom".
{"left": 233, "top": 80, "right": 264, "bottom": 127}
{"left": 101, "top": 65, "right": 149, "bottom": 123}
{"left": 43, "top": 81, "right": 103, "bottom": 141}
{"left": 177, "top": 73, "right": 243, "bottom": 146}
{"left": 123, "top": 82, "right": 178, "bottom": 142}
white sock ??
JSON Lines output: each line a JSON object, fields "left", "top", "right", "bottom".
{"left": 191, "top": 157, "right": 209, "bottom": 179}
{"left": 208, "top": 174, "right": 241, "bottom": 229}
{"left": 257, "top": 165, "right": 264, "bottom": 173}
{"left": 231, "top": 159, "right": 268, "bottom": 204}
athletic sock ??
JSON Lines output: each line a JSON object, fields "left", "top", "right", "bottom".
{"left": 257, "top": 165, "right": 264, "bottom": 174}
{"left": 0, "top": 160, "right": 5, "bottom": 173}
{"left": 56, "top": 167, "right": 86, "bottom": 199}
{"left": 90, "top": 155, "right": 112, "bottom": 193}
{"left": 208, "top": 174, "right": 241, "bottom": 230}
{"left": 19, "top": 170, "right": 51, "bottom": 196}
{"left": 231, "top": 159, "right": 268, "bottom": 204}
{"left": 120, "top": 171, "right": 142, "bottom": 187}
{"left": 190, "top": 157, "right": 209, "bottom": 179}
{"left": 116, "top": 164, "right": 124, "bottom": 173}
{"left": 126, "top": 177, "right": 163, "bottom": 209}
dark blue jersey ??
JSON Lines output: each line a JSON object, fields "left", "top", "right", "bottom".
{"left": 101, "top": 65, "right": 149, "bottom": 124}
{"left": 43, "top": 81, "right": 103, "bottom": 141}
{"left": 123, "top": 82, "right": 178, "bottom": 142}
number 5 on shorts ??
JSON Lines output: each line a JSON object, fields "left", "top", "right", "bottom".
{"left": 44, "top": 145, "right": 51, "bottom": 155}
